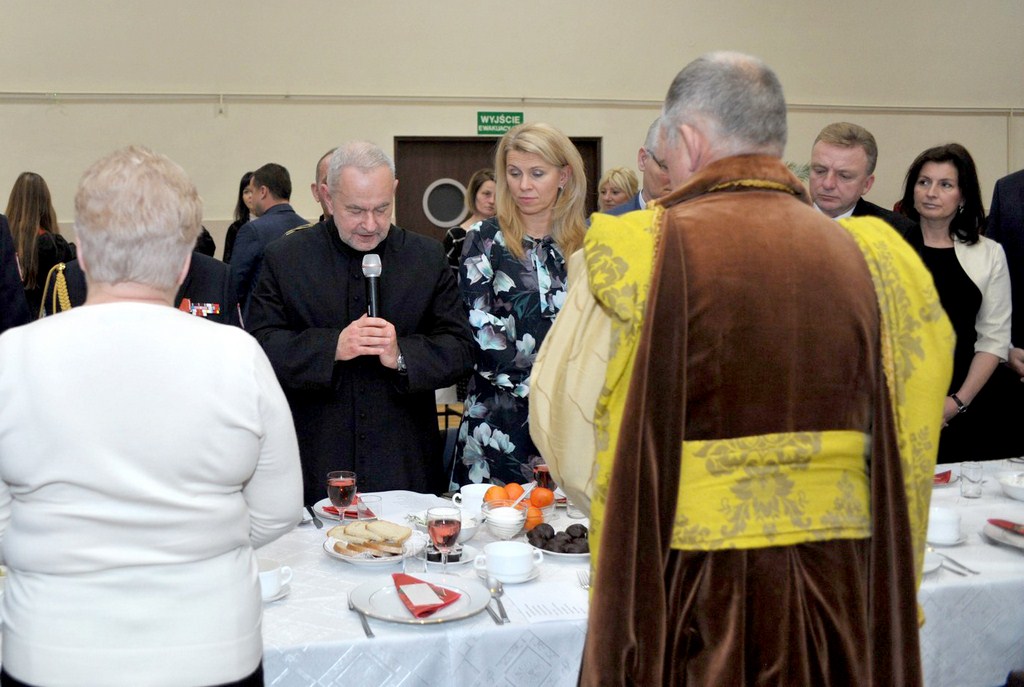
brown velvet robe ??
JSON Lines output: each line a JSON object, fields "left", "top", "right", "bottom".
{"left": 579, "top": 156, "right": 923, "bottom": 686}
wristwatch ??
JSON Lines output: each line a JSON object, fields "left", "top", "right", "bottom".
{"left": 950, "top": 393, "right": 967, "bottom": 414}
{"left": 396, "top": 351, "right": 407, "bottom": 373}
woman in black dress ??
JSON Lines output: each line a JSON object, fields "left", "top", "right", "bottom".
{"left": 222, "top": 171, "right": 254, "bottom": 264}
{"left": 898, "top": 144, "right": 1011, "bottom": 463}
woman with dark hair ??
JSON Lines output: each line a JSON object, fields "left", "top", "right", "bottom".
{"left": 899, "top": 143, "right": 1011, "bottom": 463}
{"left": 4, "top": 175, "right": 75, "bottom": 319}
{"left": 222, "top": 171, "right": 255, "bottom": 264}
{"left": 453, "top": 123, "right": 587, "bottom": 486}
{"left": 443, "top": 168, "right": 495, "bottom": 276}
{"left": 5, "top": 172, "right": 76, "bottom": 319}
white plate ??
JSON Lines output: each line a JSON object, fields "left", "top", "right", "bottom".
{"left": 532, "top": 544, "right": 590, "bottom": 559}
{"left": 927, "top": 535, "right": 967, "bottom": 547}
{"left": 922, "top": 552, "right": 941, "bottom": 575}
{"left": 982, "top": 523, "right": 1024, "bottom": 551}
{"left": 476, "top": 564, "right": 541, "bottom": 584}
{"left": 349, "top": 573, "right": 491, "bottom": 625}
{"left": 263, "top": 582, "right": 290, "bottom": 603}
{"left": 425, "top": 544, "right": 480, "bottom": 569}
{"left": 313, "top": 498, "right": 344, "bottom": 521}
{"left": 323, "top": 531, "right": 428, "bottom": 567}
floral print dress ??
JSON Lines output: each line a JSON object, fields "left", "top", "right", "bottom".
{"left": 453, "top": 218, "right": 568, "bottom": 487}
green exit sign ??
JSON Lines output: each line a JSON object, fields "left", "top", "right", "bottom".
{"left": 478, "top": 111, "right": 523, "bottom": 135}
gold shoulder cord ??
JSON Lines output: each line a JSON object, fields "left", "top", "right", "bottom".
{"left": 39, "top": 263, "right": 72, "bottom": 318}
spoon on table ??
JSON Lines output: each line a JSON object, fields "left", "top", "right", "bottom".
{"left": 487, "top": 576, "right": 510, "bottom": 624}
{"left": 509, "top": 483, "right": 536, "bottom": 509}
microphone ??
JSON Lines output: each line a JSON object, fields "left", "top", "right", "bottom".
{"left": 361, "top": 254, "right": 382, "bottom": 317}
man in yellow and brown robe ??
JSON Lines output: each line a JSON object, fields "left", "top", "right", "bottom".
{"left": 530, "top": 52, "right": 953, "bottom": 686}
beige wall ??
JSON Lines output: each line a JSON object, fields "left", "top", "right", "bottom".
{"left": 3, "top": 1, "right": 1022, "bottom": 254}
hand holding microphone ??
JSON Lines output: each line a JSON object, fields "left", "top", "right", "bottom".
{"left": 334, "top": 254, "right": 399, "bottom": 368}
{"left": 362, "top": 254, "right": 381, "bottom": 317}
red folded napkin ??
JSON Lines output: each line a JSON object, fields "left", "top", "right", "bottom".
{"left": 391, "top": 573, "right": 462, "bottom": 618}
{"left": 934, "top": 470, "right": 952, "bottom": 485}
{"left": 323, "top": 495, "right": 375, "bottom": 519}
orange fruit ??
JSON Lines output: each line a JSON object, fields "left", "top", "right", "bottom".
{"left": 484, "top": 485, "right": 509, "bottom": 502}
{"left": 524, "top": 506, "right": 544, "bottom": 531}
{"left": 505, "top": 483, "right": 525, "bottom": 500}
{"left": 530, "top": 487, "right": 555, "bottom": 508}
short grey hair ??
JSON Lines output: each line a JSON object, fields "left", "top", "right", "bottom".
{"left": 326, "top": 141, "right": 396, "bottom": 192}
{"left": 74, "top": 145, "right": 201, "bottom": 290}
{"left": 643, "top": 117, "right": 661, "bottom": 151}
{"left": 662, "top": 51, "right": 787, "bottom": 158}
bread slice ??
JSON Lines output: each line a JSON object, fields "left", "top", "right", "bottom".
{"left": 366, "top": 520, "right": 412, "bottom": 544}
{"left": 327, "top": 520, "right": 412, "bottom": 557}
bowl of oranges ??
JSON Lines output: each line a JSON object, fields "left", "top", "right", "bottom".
{"left": 480, "top": 483, "right": 558, "bottom": 539}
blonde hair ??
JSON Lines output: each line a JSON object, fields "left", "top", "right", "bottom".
{"left": 598, "top": 167, "right": 639, "bottom": 199}
{"left": 5, "top": 172, "right": 60, "bottom": 289}
{"left": 494, "top": 122, "right": 587, "bottom": 260}
{"left": 74, "top": 146, "right": 202, "bottom": 290}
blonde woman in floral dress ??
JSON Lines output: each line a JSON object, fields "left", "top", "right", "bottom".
{"left": 453, "top": 123, "right": 587, "bottom": 486}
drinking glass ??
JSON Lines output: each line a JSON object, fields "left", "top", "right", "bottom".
{"left": 533, "top": 464, "right": 556, "bottom": 490}
{"left": 326, "top": 471, "right": 357, "bottom": 521}
{"left": 960, "top": 461, "right": 983, "bottom": 499}
{"left": 426, "top": 506, "right": 462, "bottom": 574}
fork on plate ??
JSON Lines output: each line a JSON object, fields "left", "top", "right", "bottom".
{"left": 577, "top": 569, "right": 591, "bottom": 590}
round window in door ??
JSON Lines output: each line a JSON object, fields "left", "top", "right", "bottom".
{"left": 422, "top": 178, "right": 467, "bottom": 229}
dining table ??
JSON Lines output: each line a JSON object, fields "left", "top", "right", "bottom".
{"left": 257, "top": 463, "right": 1024, "bottom": 687}
{"left": 919, "top": 458, "right": 1024, "bottom": 687}
{"left": 258, "top": 490, "right": 591, "bottom": 686}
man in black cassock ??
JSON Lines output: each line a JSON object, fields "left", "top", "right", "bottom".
{"left": 246, "top": 141, "right": 473, "bottom": 504}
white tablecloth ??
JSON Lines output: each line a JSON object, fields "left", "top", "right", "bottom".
{"left": 258, "top": 491, "right": 590, "bottom": 686}
{"left": 919, "top": 459, "right": 1024, "bottom": 687}
{"left": 261, "top": 470, "right": 1024, "bottom": 687}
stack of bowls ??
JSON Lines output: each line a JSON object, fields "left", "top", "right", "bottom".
{"left": 481, "top": 499, "right": 526, "bottom": 539}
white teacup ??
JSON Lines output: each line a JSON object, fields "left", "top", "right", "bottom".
{"left": 474, "top": 541, "right": 543, "bottom": 583}
{"left": 258, "top": 558, "right": 293, "bottom": 600}
{"left": 452, "top": 483, "right": 492, "bottom": 514}
{"left": 927, "top": 506, "right": 961, "bottom": 545}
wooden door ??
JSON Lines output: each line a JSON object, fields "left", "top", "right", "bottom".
{"left": 394, "top": 136, "right": 601, "bottom": 243}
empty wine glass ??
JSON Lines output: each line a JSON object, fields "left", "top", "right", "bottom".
{"left": 426, "top": 506, "right": 462, "bottom": 573}
{"left": 326, "top": 470, "right": 357, "bottom": 522}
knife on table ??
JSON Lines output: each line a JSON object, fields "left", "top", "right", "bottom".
{"left": 305, "top": 505, "right": 324, "bottom": 529}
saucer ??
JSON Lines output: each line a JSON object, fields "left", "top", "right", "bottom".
{"left": 476, "top": 565, "right": 540, "bottom": 585}
{"left": 425, "top": 544, "right": 480, "bottom": 569}
{"left": 929, "top": 536, "right": 966, "bottom": 548}
{"left": 263, "top": 583, "right": 290, "bottom": 603}
{"left": 922, "top": 552, "right": 941, "bottom": 575}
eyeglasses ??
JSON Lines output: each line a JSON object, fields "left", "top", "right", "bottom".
{"left": 644, "top": 148, "right": 669, "bottom": 173}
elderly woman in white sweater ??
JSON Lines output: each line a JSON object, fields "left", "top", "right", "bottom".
{"left": 0, "top": 146, "right": 303, "bottom": 687}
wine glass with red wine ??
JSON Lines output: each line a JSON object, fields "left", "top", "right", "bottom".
{"left": 425, "top": 506, "right": 462, "bottom": 574}
{"left": 326, "top": 471, "right": 357, "bottom": 522}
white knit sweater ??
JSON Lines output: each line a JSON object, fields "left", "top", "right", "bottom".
{"left": 0, "top": 302, "right": 303, "bottom": 686}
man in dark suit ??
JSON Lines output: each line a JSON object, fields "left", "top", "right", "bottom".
{"left": 605, "top": 118, "right": 674, "bottom": 216}
{"left": 230, "top": 163, "right": 307, "bottom": 313}
{"left": 984, "top": 169, "right": 1024, "bottom": 457}
{"left": 41, "top": 252, "right": 240, "bottom": 326}
{"left": 989, "top": 168, "right": 1024, "bottom": 372}
{"left": 809, "top": 122, "right": 916, "bottom": 235}
{"left": 0, "top": 214, "right": 31, "bottom": 334}
{"left": 246, "top": 140, "right": 473, "bottom": 504}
